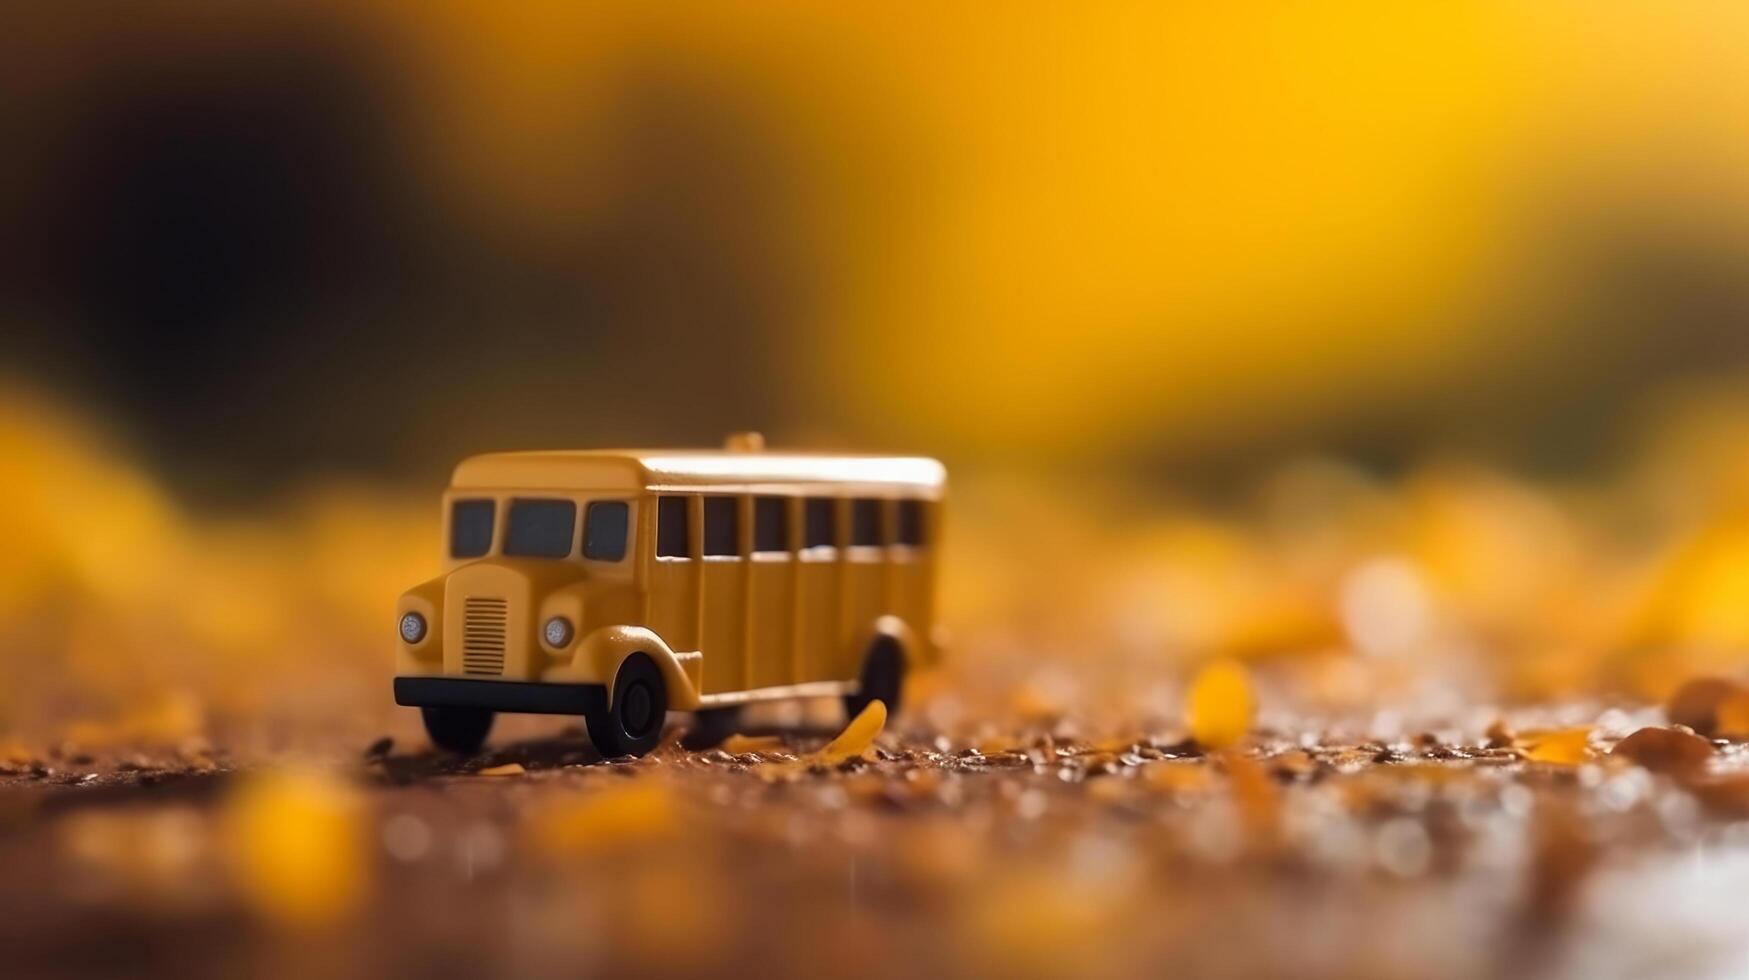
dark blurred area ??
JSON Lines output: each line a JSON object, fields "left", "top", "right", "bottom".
{"left": 3, "top": 4, "right": 836, "bottom": 497}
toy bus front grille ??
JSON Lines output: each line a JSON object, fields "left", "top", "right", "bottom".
{"left": 461, "top": 597, "right": 508, "bottom": 676}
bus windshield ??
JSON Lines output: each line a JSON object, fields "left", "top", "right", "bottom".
{"left": 450, "top": 499, "right": 495, "bottom": 558}
{"left": 503, "top": 499, "right": 577, "bottom": 558}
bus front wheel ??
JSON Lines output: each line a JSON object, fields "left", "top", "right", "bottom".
{"left": 843, "top": 636, "right": 905, "bottom": 721}
{"left": 586, "top": 654, "right": 668, "bottom": 758}
{"left": 421, "top": 705, "right": 494, "bottom": 754}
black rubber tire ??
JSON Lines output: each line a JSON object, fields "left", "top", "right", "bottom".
{"left": 421, "top": 705, "right": 495, "bottom": 754}
{"left": 687, "top": 705, "right": 743, "bottom": 748}
{"left": 586, "top": 654, "right": 668, "bottom": 758}
{"left": 842, "top": 636, "right": 905, "bottom": 721}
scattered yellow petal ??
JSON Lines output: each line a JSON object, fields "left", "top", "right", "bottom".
{"left": 475, "top": 763, "right": 526, "bottom": 777}
{"left": 527, "top": 781, "right": 677, "bottom": 858}
{"left": 222, "top": 767, "right": 366, "bottom": 930}
{"left": 1518, "top": 727, "right": 1593, "bottom": 765}
{"left": 816, "top": 700, "right": 887, "bottom": 765}
{"left": 1186, "top": 659, "right": 1255, "bottom": 750}
{"left": 720, "top": 734, "right": 785, "bottom": 754}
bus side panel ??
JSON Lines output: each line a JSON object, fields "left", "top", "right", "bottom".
{"left": 747, "top": 555, "right": 795, "bottom": 689}
{"left": 888, "top": 550, "right": 926, "bottom": 655}
{"left": 795, "top": 552, "right": 842, "bottom": 682}
{"left": 646, "top": 561, "right": 697, "bottom": 652}
{"left": 700, "top": 556, "right": 747, "bottom": 694}
{"left": 840, "top": 546, "right": 887, "bottom": 678}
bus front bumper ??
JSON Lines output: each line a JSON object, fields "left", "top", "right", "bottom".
{"left": 394, "top": 676, "right": 608, "bottom": 716}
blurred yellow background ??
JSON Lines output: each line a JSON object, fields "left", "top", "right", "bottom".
{"left": 7, "top": 2, "right": 1749, "bottom": 744}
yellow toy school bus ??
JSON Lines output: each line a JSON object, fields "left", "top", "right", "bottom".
{"left": 394, "top": 435, "right": 944, "bottom": 757}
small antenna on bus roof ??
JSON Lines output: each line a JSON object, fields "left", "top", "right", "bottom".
{"left": 724, "top": 431, "right": 765, "bottom": 452}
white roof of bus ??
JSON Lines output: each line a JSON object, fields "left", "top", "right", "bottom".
{"left": 450, "top": 449, "right": 946, "bottom": 496}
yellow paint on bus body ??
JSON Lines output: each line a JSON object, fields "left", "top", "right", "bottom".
{"left": 395, "top": 441, "right": 944, "bottom": 713}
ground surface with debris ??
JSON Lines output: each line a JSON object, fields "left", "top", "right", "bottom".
{"left": 7, "top": 685, "right": 1749, "bottom": 980}
{"left": 14, "top": 407, "right": 1749, "bottom": 978}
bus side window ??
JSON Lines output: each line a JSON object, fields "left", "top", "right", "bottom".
{"left": 753, "top": 496, "right": 789, "bottom": 554}
{"left": 803, "top": 497, "right": 836, "bottom": 551}
{"left": 657, "top": 496, "right": 690, "bottom": 558}
{"left": 583, "top": 500, "right": 630, "bottom": 561}
{"left": 895, "top": 499, "right": 925, "bottom": 547}
{"left": 703, "top": 496, "right": 740, "bottom": 557}
{"left": 851, "top": 498, "right": 883, "bottom": 547}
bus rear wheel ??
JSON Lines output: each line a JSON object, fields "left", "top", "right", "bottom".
{"left": 843, "top": 636, "right": 905, "bottom": 720}
{"left": 586, "top": 654, "right": 668, "bottom": 758}
{"left": 421, "top": 705, "right": 494, "bottom": 754}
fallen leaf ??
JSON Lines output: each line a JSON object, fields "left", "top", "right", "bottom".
{"left": 476, "top": 763, "right": 526, "bottom": 777}
{"left": 817, "top": 700, "right": 887, "bottom": 764}
{"left": 1186, "top": 659, "right": 1255, "bottom": 750}
{"left": 1666, "top": 677, "right": 1747, "bottom": 736}
{"left": 748, "top": 701, "right": 889, "bottom": 781}
{"left": 1609, "top": 727, "right": 1713, "bottom": 776}
{"left": 1517, "top": 727, "right": 1593, "bottom": 765}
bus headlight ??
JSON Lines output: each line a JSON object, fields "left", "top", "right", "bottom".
{"left": 399, "top": 612, "right": 427, "bottom": 644}
{"left": 543, "top": 616, "right": 574, "bottom": 649}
